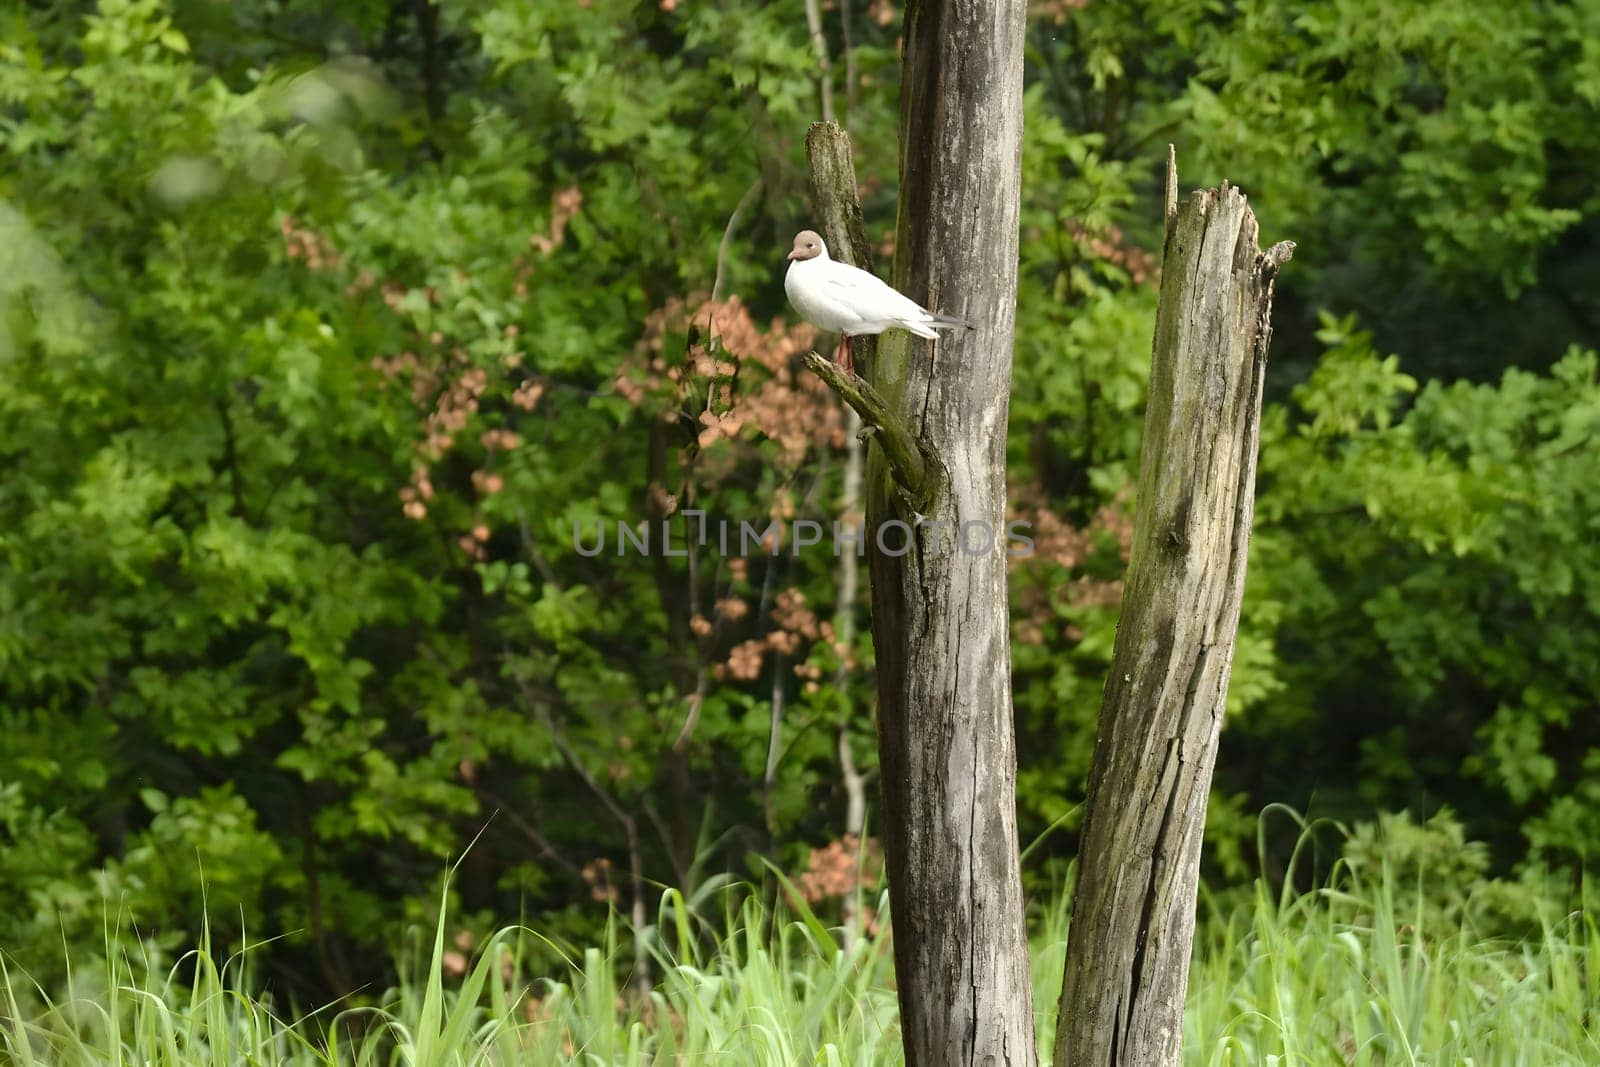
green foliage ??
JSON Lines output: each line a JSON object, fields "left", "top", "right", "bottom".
{"left": 1035, "top": 0, "right": 1600, "bottom": 378}
{"left": 1341, "top": 808, "right": 1559, "bottom": 937}
{"left": 1241, "top": 327, "right": 1600, "bottom": 865}
{"left": 1, "top": 0, "right": 890, "bottom": 993}
{"left": 2, "top": 0, "right": 1599, "bottom": 1010}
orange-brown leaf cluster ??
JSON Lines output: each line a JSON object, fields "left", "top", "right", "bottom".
{"left": 480, "top": 428, "right": 521, "bottom": 451}
{"left": 771, "top": 587, "right": 818, "bottom": 640}
{"left": 528, "top": 186, "right": 583, "bottom": 256}
{"left": 792, "top": 617, "right": 856, "bottom": 692}
{"left": 1009, "top": 488, "right": 1135, "bottom": 644}
{"left": 722, "top": 639, "right": 766, "bottom": 682}
{"left": 714, "top": 586, "right": 839, "bottom": 683}
{"left": 581, "top": 857, "right": 619, "bottom": 904}
{"left": 423, "top": 365, "right": 489, "bottom": 460}
{"left": 1065, "top": 220, "right": 1158, "bottom": 286}
{"left": 279, "top": 215, "right": 342, "bottom": 271}
{"left": 795, "top": 834, "right": 883, "bottom": 903}
{"left": 457, "top": 522, "right": 491, "bottom": 562}
{"left": 512, "top": 380, "right": 544, "bottom": 411}
{"left": 399, "top": 465, "right": 436, "bottom": 520}
{"left": 1028, "top": 0, "right": 1089, "bottom": 22}
{"left": 615, "top": 294, "right": 839, "bottom": 472}
{"left": 1010, "top": 502, "right": 1096, "bottom": 571}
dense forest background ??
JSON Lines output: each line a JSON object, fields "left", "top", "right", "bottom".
{"left": 2, "top": 0, "right": 1598, "bottom": 1005}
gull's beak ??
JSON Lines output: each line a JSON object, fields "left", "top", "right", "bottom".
{"left": 786, "top": 250, "right": 799, "bottom": 261}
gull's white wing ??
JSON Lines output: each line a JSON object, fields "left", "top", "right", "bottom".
{"left": 819, "top": 260, "right": 933, "bottom": 324}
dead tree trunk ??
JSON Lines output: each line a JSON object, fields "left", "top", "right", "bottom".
{"left": 870, "top": 0, "right": 1035, "bottom": 1062}
{"left": 1054, "top": 151, "right": 1293, "bottom": 1067}
{"left": 801, "top": 120, "right": 877, "bottom": 947}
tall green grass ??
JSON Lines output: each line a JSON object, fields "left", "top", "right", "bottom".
{"left": 3, "top": 859, "right": 1595, "bottom": 1064}
{"left": 1182, "top": 873, "right": 1598, "bottom": 1065}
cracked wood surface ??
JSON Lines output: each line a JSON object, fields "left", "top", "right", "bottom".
{"left": 1054, "top": 154, "right": 1293, "bottom": 1067}
{"left": 802, "top": 352, "right": 935, "bottom": 508}
{"left": 867, "top": 0, "right": 1037, "bottom": 1063}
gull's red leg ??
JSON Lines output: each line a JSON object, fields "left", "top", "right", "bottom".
{"left": 839, "top": 334, "right": 855, "bottom": 375}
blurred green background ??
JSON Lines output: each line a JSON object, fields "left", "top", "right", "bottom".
{"left": 2, "top": 0, "right": 1598, "bottom": 1007}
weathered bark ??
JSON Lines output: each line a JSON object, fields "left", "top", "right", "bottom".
{"left": 1054, "top": 150, "right": 1293, "bottom": 1067}
{"left": 804, "top": 353, "right": 932, "bottom": 506}
{"left": 799, "top": 121, "right": 870, "bottom": 945}
{"left": 866, "top": 0, "right": 1036, "bottom": 1062}
{"left": 803, "top": 22, "right": 871, "bottom": 932}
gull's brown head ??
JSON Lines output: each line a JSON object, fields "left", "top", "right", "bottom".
{"left": 787, "top": 230, "right": 826, "bottom": 262}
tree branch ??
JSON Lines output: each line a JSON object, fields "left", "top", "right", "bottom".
{"left": 803, "top": 352, "right": 935, "bottom": 508}
{"left": 803, "top": 122, "right": 875, "bottom": 277}
{"left": 803, "top": 0, "right": 835, "bottom": 123}
{"left": 712, "top": 177, "right": 762, "bottom": 304}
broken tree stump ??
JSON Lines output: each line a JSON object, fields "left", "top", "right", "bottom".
{"left": 1055, "top": 148, "right": 1293, "bottom": 1067}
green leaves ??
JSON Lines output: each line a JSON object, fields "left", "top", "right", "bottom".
{"left": 1250, "top": 334, "right": 1600, "bottom": 863}
{"left": 1299, "top": 313, "right": 1418, "bottom": 435}
{"left": 4, "top": 0, "right": 1600, "bottom": 1006}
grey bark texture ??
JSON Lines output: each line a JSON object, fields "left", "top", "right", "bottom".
{"left": 867, "top": 0, "right": 1037, "bottom": 1062}
{"left": 1054, "top": 151, "right": 1293, "bottom": 1067}
{"left": 804, "top": 352, "right": 933, "bottom": 504}
{"left": 802, "top": 119, "right": 873, "bottom": 946}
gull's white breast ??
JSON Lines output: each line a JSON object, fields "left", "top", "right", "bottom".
{"left": 785, "top": 259, "right": 865, "bottom": 335}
